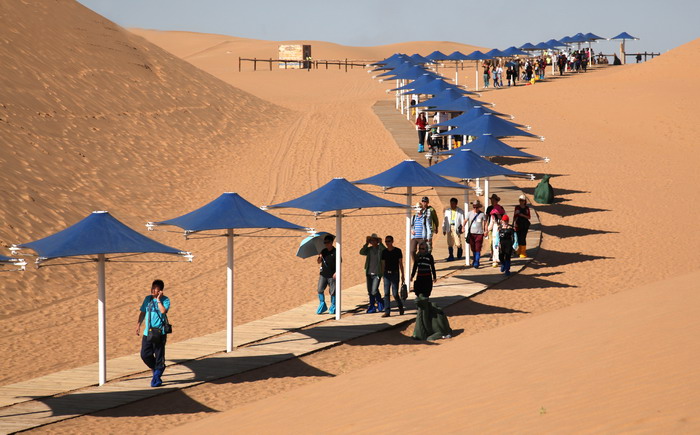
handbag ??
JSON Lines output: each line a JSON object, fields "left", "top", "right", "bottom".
{"left": 146, "top": 298, "right": 172, "bottom": 343}
{"left": 400, "top": 283, "right": 408, "bottom": 300}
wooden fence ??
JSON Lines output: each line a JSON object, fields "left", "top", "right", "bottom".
{"left": 239, "top": 57, "right": 375, "bottom": 72}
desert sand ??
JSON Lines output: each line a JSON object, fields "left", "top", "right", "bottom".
{"left": 2, "top": 0, "right": 700, "bottom": 433}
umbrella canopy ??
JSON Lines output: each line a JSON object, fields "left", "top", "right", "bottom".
{"left": 439, "top": 113, "right": 539, "bottom": 138}
{"left": 425, "top": 50, "right": 449, "bottom": 61}
{"left": 569, "top": 33, "right": 590, "bottom": 43}
{"left": 353, "top": 160, "right": 468, "bottom": 287}
{"left": 533, "top": 42, "right": 551, "bottom": 50}
{"left": 403, "top": 79, "right": 475, "bottom": 96}
{"left": 390, "top": 74, "right": 438, "bottom": 92}
{"left": 583, "top": 32, "right": 605, "bottom": 41}
{"left": 484, "top": 48, "right": 506, "bottom": 57}
{"left": 378, "top": 64, "right": 429, "bottom": 80}
{"left": 411, "top": 88, "right": 465, "bottom": 108}
{"left": 438, "top": 134, "right": 542, "bottom": 159}
{"left": 266, "top": 178, "right": 408, "bottom": 320}
{"left": 151, "top": 193, "right": 306, "bottom": 352}
{"left": 432, "top": 106, "right": 511, "bottom": 128}
{"left": 0, "top": 254, "right": 26, "bottom": 271}
{"left": 445, "top": 51, "right": 470, "bottom": 61}
{"left": 154, "top": 192, "right": 305, "bottom": 233}
{"left": 464, "top": 50, "right": 492, "bottom": 61}
{"left": 545, "top": 39, "right": 566, "bottom": 48}
{"left": 409, "top": 53, "right": 432, "bottom": 64}
{"left": 609, "top": 31, "right": 638, "bottom": 40}
{"left": 429, "top": 149, "right": 526, "bottom": 179}
{"left": 19, "top": 211, "right": 185, "bottom": 261}
{"left": 370, "top": 53, "right": 408, "bottom": 66}
{"left": 501, "top": 46, "right": 530, "bottom": 56}
{"left": 519, "top": 42, "right": 538, "bottom": 51}
{"left": 17, "top": 211, "right": 191, "bottom": 386}
{"left": 296, "top": 232, "right": 333, "bottom": 259}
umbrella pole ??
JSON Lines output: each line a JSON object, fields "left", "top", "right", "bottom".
{"left": 475, "top": 61, "right": 479, "bottom": 91}
{"left": 405, "top": 186, "right": 412, "bottom": 287}
{"left": 97, "top": 253, "right": 106, "bottom": 386}
{"left": 463, "top": 180, "right": 470, "bottom": 266}
{"left": 455, "top": 61, "right": 458, "bottom": 85}
{"left": 226, "top": 228, "right": 234, "bottom": 352}
{"left": 484, "top": 177, "right": 490, "bottom": 210}
{"left": 335, "top": 211, "right": 342, "bottom": 320}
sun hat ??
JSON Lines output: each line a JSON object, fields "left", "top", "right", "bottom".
{"left": 518, "top": 194, "right": 527, "bottom": 201}
{"left": 501, "top": 215, "right": 509, "bottom": 222}
{"left": 489, "top": 194, "right": 500, "bottom": 201}
{"left": 472, "top": 200, "right": 482, "bottom": 207}
{"left": 368, "top": 233, "right": 381, "bottom": 241}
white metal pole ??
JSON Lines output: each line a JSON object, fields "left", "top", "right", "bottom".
{"left": 226, "top": 228, "right": 234, "bottom": 352}
{"left": 405, "top": 186, "right": 412, "bottom": 285}
{"left": 455, "top": 61, "right": 459, "bottom": 85}
{"left": 335, "top": 211, "right": 342, "bottom": 320}
{"left": 484, "top": 178, "right": 490, "bottom": 209}
{"left": 475, "top": 61, "right": 479, "bottom": 91}
{"left": 463, "top": 180, "right": 470, "bottom": 266}
{"left": 97, "top": 253, "right": 106, "bottom": 386}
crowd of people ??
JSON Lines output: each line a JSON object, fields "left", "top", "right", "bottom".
{"left": 312, "top": 193, "right": 532, "bottom": 317}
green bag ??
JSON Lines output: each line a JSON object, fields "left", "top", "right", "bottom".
{"left": 412, "top": 296, "right": 452, "bottom": 341}
{"left": 534, "top": 174, "right": 555, "bottom": 204}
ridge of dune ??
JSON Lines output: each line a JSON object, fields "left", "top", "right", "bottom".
{"left": 169, "top": 270, "right": 700, "bottom": 434}
{"left": 130, "top": 28, "right": 487, "bottom": 62}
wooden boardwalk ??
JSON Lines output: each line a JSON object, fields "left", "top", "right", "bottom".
{"left": 0, "top": 98, "right": 541, "bottom": 434}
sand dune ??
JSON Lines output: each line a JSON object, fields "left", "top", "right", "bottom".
{"left": 3, "top": 0, "right": 700, "bottom": 432}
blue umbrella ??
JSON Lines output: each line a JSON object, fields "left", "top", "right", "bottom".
{"left": 438, "top": 134, "right": 543, "bottom": 159}
{"left": 583, "top": 32, "right": 605, "bottom": 41}
{"left": 370, "top": 53, "right": 409, "bottom": 66}
{"left": 439, "top": 113, "right": 540, "bottom": 138}
{"left": 609, "top": 31, "right": 638, "bottom": 40}
{"left": 390, "top": 74, "right": 437, "bottom": 92}
{"left": 445, "top": 51, "right": 470, "bottom": 61}
{"left": 429, "top": 149, "right": 531, "bottom": 217}
{"left": 17, "top": 211, "right": 191, "bottom": 385}
{"left": 501, "top": 46, "right": 530, "bottom": 56}
{"left": 464, "top": 50, "right": 492, "bottom": 61}
{"left": 484, "top": 48, "right": 506, "bottom": 58}
{"left": 432, "top": 106, "right": 513, "bottom": 128}
{"left": 412, "top": 88, "right": 466, "bottom": 108}
{"left": 519, "top": 42, "right": 538, "bottom": 51}
{"left": 425, "top": 50, "right": 449, "bottom": 61}
{"left": 0, "top": 253, "right": 25, "bottom": 271}
{"left": 403, "top": 79, "right": 476, "bottom": 96}
{"left": 354, "top": 160, "right": 470, "bottom": 274}
{"left": 266, "top": 178, "right": 408, "bottom": 320}
{"left": 297, "top": 232, "right": 334, "bottom": 259}
{"left": 150, "top": 193, "right": 306, "bottom": 352}
{"left": 409, "top": 53, "right": 432, "bottom": 64}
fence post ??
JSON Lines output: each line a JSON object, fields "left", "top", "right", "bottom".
{"left": 254, "top": 58, "right": 257, "bottom": 71}
{"left": 238, "top": 57, "right": 241, "bottom": 72}
{"left": 345, "top": 58, "right": 348, "bottom": 72}
{"left": 270, "top": 58, "right": 272, "bottom": 71}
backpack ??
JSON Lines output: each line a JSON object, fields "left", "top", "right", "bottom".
{"left": 534, "top": 174, "right": 555, "bottom": 204}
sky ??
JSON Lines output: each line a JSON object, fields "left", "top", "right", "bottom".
{"left": 77, "top": 0, "right": 698, "bottom": 55}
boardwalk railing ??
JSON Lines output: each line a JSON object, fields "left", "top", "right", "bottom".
{"left": 596, "top": 51, "right": 661, "bottom": 63}
{"left": 239, "top": 57, "right": 375, "bottom": 72}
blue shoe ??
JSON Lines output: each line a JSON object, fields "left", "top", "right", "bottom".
{"left": 329, "top": 295, "right": 336, "bottom": 315}
{"left": 376, "top": 297, "right": 385, "bottom": 312}
{"left": 474, "top": 252, "right": 481, "bottom": 269}
{"left": 152, "top": 368, "right": 163, "bottom": 387}
{"left": 316, "top": 294, "right": 327, "bottom": 314}
{"left": 366, "top": 294, "right": 377, "bottom": 313}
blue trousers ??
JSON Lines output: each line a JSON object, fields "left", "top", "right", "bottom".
{"left": 141, "top": 334, "right": 167, "bottom": 371}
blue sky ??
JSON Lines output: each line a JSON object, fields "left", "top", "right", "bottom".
{"left": 77, "top": 0, "right": 698, "bottom": 54}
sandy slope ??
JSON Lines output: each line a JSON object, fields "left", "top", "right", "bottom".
{"left": 0, "top": 1, "right": 407, "bottom": 384}
{"left": 170, "top": 270, "right": 700, "bottom": 434}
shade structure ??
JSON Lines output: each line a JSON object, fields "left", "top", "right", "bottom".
{"left": 378, "top": 64, "right": 429, "bottom": 80}
{"left": 266, "top": 178, "right": 408, "bottom": 320}
{"left": 559, "top": 36, "right": 574, "bottom": 44}
{"left": 432, "top": 106, "right": 512, "bottom": 128}
{"left": 609, "top": 32, "right": 638, "bottom": 40}
{"left": 533, "top": 42, "right": 551, "bottom": 50}
{"left": 438, "top": 113, "right": 539, "bottom": 138}
{"left": 545, "top": 39, "right": 567, "bottom": 48}
{"left": 484, "top": 48, "right": 506, "bottom": 58}
{"left": 353, "top": 160, "right": 469, "bottom": 281}
{"left": 390, "top": 74, "right": 437, "bottom": 92}
{"left": 464, "top": 50, "right": 492, "bottom": 61}
{"left": 17, "top": 211, "right": 191, "bottom": 386}
{"left": 0, "top": 254, "right": 25, "bottom": 271}
{"left": 501, "top": 46, "right": 530, "bottom": 56}
{"left": 445, "top": 51, "right": 470, "bottom": 61}
{"left": 583, "top": 32, "right": 605, "bottom": 41}
{"left": 519, "top": 42, "right": 538, "bottom": 51}
{"left": 403, "top": 79, "right": 475, "bottom": 96}
{"left": 409, "top": 53, "right": 432, "bottom": 64}
{"left": 425, "top": 50, "right": 449, "bottom": 61}
{"left": 411, "top": 88, "right": 466, "bottom": 108}
{"left": 151, "top": 193, "right": 307, "bottom": 352}
{"left": 370, "top": 53, "right": 408, "bottom": 66}
{"left": 569, "top": 33, "right": 590, "bottom": 43}
{"left": 438, "top": 134, "right": 542, "bottom": 159}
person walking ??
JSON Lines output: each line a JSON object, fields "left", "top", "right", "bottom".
{"left": 410, "top": 203, "right": 430, "bottom": 262}
{"left": 421, "top": 196, "right": 439, "bottom": 253}
{"left": 415, "top": 112, "right": 427, "bottom": 153}
{"left": 136, "top": 279, "right": 170, "bottom": 387}
{"left": 411, "top": 241, "right": 436, "bottom": 298}
{"left": 497, "top": 215, "right": 517, "bottom": 276}
{"left": 482, "top": 62, "right": 490, "bottom": 88}
{"left": 381, "top": 235, "right": 405, "bottom": 317}
{"left": 442, "top": 197, "right": 465, "bottom": 261}
{"left": 360, "top": 233, "right": 385, "bottom": 313}
{"left": 513, "top": 194, "right": 531, "bottom": 258}
{"left": 466, "top": 200, "right": 487, "bottom": 268}
{"left": 315, "top": 234, "right": 336, "bottom": 314}
{"left": 488, "top": 211, "right": 502, "bottom": 268}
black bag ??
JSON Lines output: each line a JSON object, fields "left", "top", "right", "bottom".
{"left": 147, "top": 327, "right": 163, "bottom": 344}
{"left": 162, "top": 314, "right": 172, "bottom": 334}
{"left": 400, "top": 283, "right": 408, "bottom": 300}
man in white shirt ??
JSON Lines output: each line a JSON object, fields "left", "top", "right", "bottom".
{"left": 442, "top": 197, "right": 465, "bottom": 261}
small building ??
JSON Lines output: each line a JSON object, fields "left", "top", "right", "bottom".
{"left": 278, "top": 44, "right": 311, "bottom": 69}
